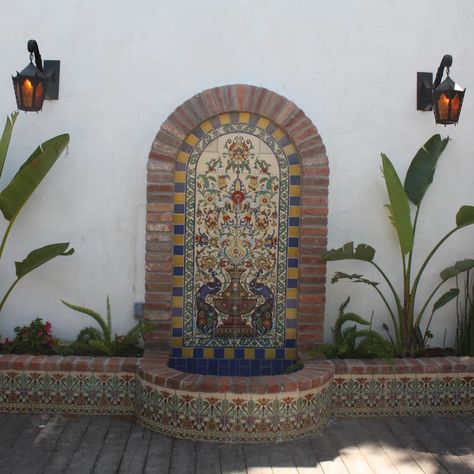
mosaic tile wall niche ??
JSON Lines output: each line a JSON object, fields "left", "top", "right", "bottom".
{"left": 169, "top": 112, "right": 302, "bottom": 376}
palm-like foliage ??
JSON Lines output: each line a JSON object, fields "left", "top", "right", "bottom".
{"left": 0, "top": 113, "right": 73, "bottom": 312}
{"left": 323, "top": 135, "right": 474, "bottom": 353}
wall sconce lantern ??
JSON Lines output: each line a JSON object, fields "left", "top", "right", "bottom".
{"left": 12, "top": 40, "right": 60, "bottom": 112}
{"left": 417, "top": 54, "right": 466, "bottom": 125}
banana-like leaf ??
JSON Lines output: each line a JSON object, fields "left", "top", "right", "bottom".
{"left": 440, "top": 259, "right": 474, "bottom": 281}
{"left": 322, "top": 242, "right": 375, "bottom": 262}
{"left": 0, "top": 112, "right": 19, "bottom": 179}
{"left": 61, "top": 299, "right": 109, "bottom": 340}
{"left": 331, "top": 272, "right": 379, "bottom": 287}
{"left": 0, "top": 133, "right": 69, "bottom": 221}
{"left": 381, "top": 154, "right": 413, "bottom": 255}
{"left": 456, "top": 206, "right": 474, "bottom": 228}
{"left": 15, "top": 243, "right": 74, "bottom": 278}
{"left": 432, "top": 288, "right": 459, "bottom": 312}
{"left": 404, "top": 135, "right": 449, "bottom": 206}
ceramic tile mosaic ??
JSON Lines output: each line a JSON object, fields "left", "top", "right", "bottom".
{"left": 136, "top": 376, "right": 332, "bottom": 442}
{"left": 332, "top": 373, "right": 474, "bottom": 417}
{"left": 170, "top": 112, "right": 302, "bottom": 375}
{"left": 0, "top": 370, "right": 135, "bottom": 415}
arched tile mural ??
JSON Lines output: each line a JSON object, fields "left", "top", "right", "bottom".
{"left": 145, "top": 85, "right": 329, "bottom": 375}
{"left": 170, "top": 113, "right": 301, "bottom": 375}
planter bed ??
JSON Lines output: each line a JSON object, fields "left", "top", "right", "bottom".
{"left": 0, "top": 354, "right": 472, "bottom": 442}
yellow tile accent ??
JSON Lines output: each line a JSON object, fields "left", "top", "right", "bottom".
{"left": 173, "top": 276, "right": 184, "bottom": 288}
{"left": 288, "top": 227, "right": 299, "bottom": 237}
{"left": 174, "top": 214, "right": 185, "bottom": 225}
{"left": 185, "top": 133, "right": 199, "bottom": 147}
{"left": 287, "top": 267, "right": 298, "bottom": 279}
{"left": 286, "top": 328, "right": 297, "bottom": 339}
{"left": 182, "top": 347, "right": 193, "bottom": 358}
{"left": 288, "top": 247, "right": 299, "bottom": 258}
{"left": 265, "top": 348, "right": 276, "bottom": 359}
{"left": 289, "top": 164, "right": 300, "bottom": 175}
{"left": 177, "top": 151, "right": 190, "bottom": 163}
{"left": 289, "top": 207, "right": 301, "bottom": 217}
{"left": 256, "top": 117, "right": 270, "bottom": 130}
{"left": 172, "top": 296, "right": 183, "bottom": 307}
{"left": 239, "top": 112, "right": 250, "bottom": 123}
{"left": 173, "top": 255, "right": 184, "bottom": 266}
{"left": 203, "top": 348, "right": 214, "bottom": 359}
{"left": 287, "top": 288, "right": 298, "bottom": 298}
{"left": 272, "top": 128, "right": 285, "bottom": 141}
{"left": 173, "top": 234, "right": 184, "bottom": 246}
{"left": 174, "top": 193, "right": 185, "bottom": 205}
{"left": 172, "top": 338, "right": 183, "bottom": 348}
{"left": 244, "top": 348, "right": 254, "bottom": 359}
{"left": 219, "top": 113, "right": 231, "bottom": 125}
{"left": 224, "top": 348, "right": 234, "bottom": 359}
{"left": 283, "top": 143, "right": 297, "bottom": 156}
{"left": 286, "top": 308, "right": 297, "bottom": 319}
{"left": 289, "top": 185, "right": 301, "bottom": 196}
{"left": 285, "top": 348, "right": 297, "bottom": 359}
{"left": 175, "top": 171, "right": 186, "bottom": 184}
{"left": 200, "top": 120, "right": 213, "bottom": 133}
{"left": 172, "top": 317, "right": 182, "bottom": 328}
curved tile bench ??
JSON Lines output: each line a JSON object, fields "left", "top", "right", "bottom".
{"left": 1, "top": 355, "right": 473, "bottom": 442}
{"left": 135, "top": 358, "right": 334, "bottom": 442}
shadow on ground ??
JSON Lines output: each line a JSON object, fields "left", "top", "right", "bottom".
{"left": 0, "top": 413, "right": 472, "bottom": 473}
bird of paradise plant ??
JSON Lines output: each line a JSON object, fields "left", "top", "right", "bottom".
{"left": 323, "top": 135, "right": 474, "bottom": 354}
{"left": 0, "top": 112, "right": 74, "bottom": 312}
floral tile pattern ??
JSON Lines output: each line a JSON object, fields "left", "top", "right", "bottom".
{"left": 0, "top": 370, "right": 135, "bottom": 415}
{"left": 332, "top": 373, "right": 474, "bottom": 416}
{"left": 136, "top": 376, "right": 332, "bottom": 442}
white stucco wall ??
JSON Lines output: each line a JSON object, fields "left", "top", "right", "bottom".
{"left": 0, "top": 0, "right": 473, "bottom": 347}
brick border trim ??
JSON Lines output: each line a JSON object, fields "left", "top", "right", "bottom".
{"left": 145, "top": 84, "right": 329, "bottom": 356}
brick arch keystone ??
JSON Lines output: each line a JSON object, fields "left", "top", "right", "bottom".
{"left": 145, "top": 84, "right": 329, "bottom": 356}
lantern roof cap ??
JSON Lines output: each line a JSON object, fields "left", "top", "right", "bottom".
{"left": 14, "top": 61, "right": 47, "bottom": 79}
{"left": 436, "top": 75, "right": 465, "bottom": 92}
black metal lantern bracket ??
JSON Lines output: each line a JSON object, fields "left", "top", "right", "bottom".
{"left": 417, "top": 55, "right": 453, "bottom": 111}
{"left": 23, "top": 40, "right": 60, "bottom": 100}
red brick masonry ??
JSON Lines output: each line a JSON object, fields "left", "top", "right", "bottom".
{"left": 1, "top": 354, "right": 473, "bottom": 392}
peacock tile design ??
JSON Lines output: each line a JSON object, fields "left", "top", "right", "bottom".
{"left": 171, "top": 113, "right": 302, "bottom": 374}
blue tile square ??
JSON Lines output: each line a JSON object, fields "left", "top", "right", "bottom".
{"left": 279, "top": 136, "right": 291, "bottom": 147}
{"left": 171, "top": 348, "right": 182, "bottom": 358}
{"left": 287, "top": 278, "right": 297, "bottom": 288}
{"left": 173, "top": 267, "right": 184, "bottom": 276}
{"left": 214, "top": 347, "right": 224, "bottom": 359}
{"left": 218, "top": 367, "right": 229, "bottom": 376}
{"left": 175, "top": 161, "right": 186, "bottom": 172}
{"left": 289, "top": 196, "right": 300, "bottom": 206}
{"left": 172, "top": 307, "right": 183, "bottom": 316}
{"left": 288, "top": 258, "right": 298, "bottom": 268}
{"left": 250, "top": 360, "right": 261, "bottom": 375}
{"left": 239, "top": 367, "right": 250, "bottom": 376}
{"left": 276, "top": 349, "right": 285, "bottom": 359}
{"left": 288, "top": 237, "right": 299, "bottom": 247}
{"left": 261, "top": 366, "right": 272, "bottom": 376}
{"left": 174, "top": 224, "right": 184, "bottom": 235}
{"left": 239, "top": 359, "right": 250, "bottom": 367}
{"left": 287, "top": 299, "right": 297, "bottom": 308}
{"left": 174, "top": 204, "right": 185, "bottom": 214}
{"left": 172, "top": 328, "right": 182, "bottom": 337}
{"left": 194, "top": 348, "right": 203, "bottom": 358}
{"left": 181, "top": 143, "right": 193, "bottom": 154}
{"left": 193, "top": 127, "right": 205, "bottom": 138}
{"left": 288, "top": 153, "right": 299, "bottom": 165}
{"left": 186, "top": 359, "right": 197, "bottom": 372}
{"left": 255, "top": 349, "right": 265, "bottom": 359}
{"left": 174, "top": 183, "right": 185, "bottom": 193}
{"left": 290, "top": 175, "right": 301, "bottom": 185}
{"left": 173, "top": 245, "right": 184, "bottom": 255}
{"left": 286, "top": 319, "right": 297, "bottom": 328}
{"left": 272, "top": 360, "right": 282, "bottom": 374}
{"left": 218, "top": 359, "right": 229, "bottom": 368}
{"left": 285, "top": 339, "right": 296, "bottom": 348}
{"left": 289, "top": 217, "right": 299, "bottom": 227}
{"left": 234, "top": 348, "right": 245, "bottom": 359}
{"left": 208, "top": 360, "right": 218, "bottom": 374}
{"left": 172, "top": 287, "right": 183, "bottom": 296}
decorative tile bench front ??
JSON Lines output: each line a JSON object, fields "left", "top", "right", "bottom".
{"left": 1, "top": 355, "right": 473, "bottom": 442}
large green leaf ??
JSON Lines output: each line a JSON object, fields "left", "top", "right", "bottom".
{"left": 61, "top": 299, "right": 109, "bottom": 340}
{"left": 381, "top": 154, "right": 414, "bottom": 255}
{"left": 432, "top": 288, "right": 459, "bottom": 312}
{"left": 330, "top": 272, "right": 379, "bottom": 287}
{"left": 456, "top": 206, "right": 474, "bottom": 227}
{"left": 15, "top": 243, "right": 74, "bottom": 278}
{"left": 440, "top": 259, "right": 474, "bottom": 281}
{"left": 322, "top": 242, "right": 375, "bottom": 262}
{"left": 404, "top": 134, "right": 449, "bottom": 206}
{"left": 0, "top": 112, "right": 19, "bottom": 179}
{"left": 0, "top": 133, "right": 69, "bottom": 221}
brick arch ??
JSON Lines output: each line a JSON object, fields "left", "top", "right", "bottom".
{"left": 145, "top": 84, "right": 329, "bottom": 356}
